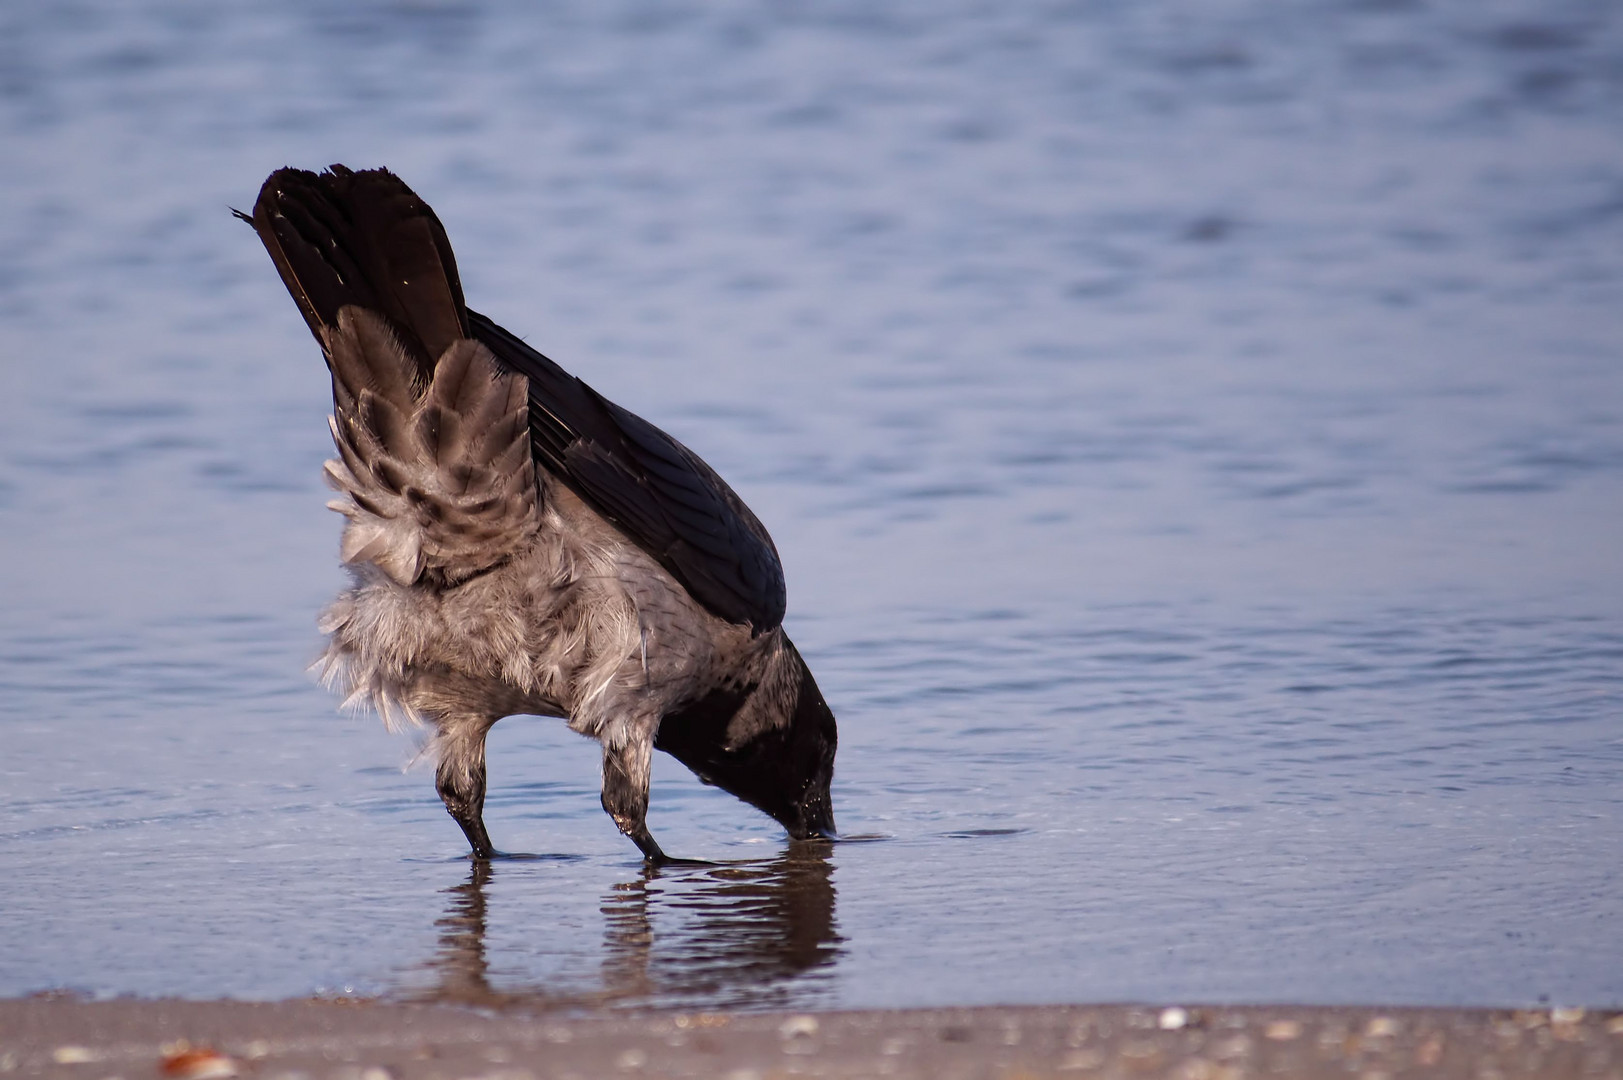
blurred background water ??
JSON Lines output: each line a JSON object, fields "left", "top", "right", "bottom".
{"left": 2, "top": 0, "right": 1621, "bottom": 1010}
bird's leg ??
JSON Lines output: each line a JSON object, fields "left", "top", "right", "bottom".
{"left": 434, "top": 716, "right": 497, "bottom": 860}
{"left": 600, "top": 733, "right": 668, "bottom": 863}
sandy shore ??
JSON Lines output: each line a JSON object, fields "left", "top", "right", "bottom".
{"left": 3, "top": 998, "right": 1621, "bottom": 1079}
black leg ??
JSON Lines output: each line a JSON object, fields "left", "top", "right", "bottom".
{"left": 627, "top": 824, "right": 669, "bottom": 863}
{"left": 601, "top": 736, "right": 671, "bottom": 863}
{"left": 599, "top": 739, "right": 715, "bottom": 866}
{"left": 436, "top": 721, "right": 496, "bottom": 859}
{"left": 451, "top": 801, "right": 496, "bottom": 860}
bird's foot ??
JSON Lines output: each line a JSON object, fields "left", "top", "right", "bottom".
{"left": 629, "top": 827, "right": 714, "bottom": 867}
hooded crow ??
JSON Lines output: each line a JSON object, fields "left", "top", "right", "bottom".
{"left": 240, "top": 165, "right": 837, "bottom": 862}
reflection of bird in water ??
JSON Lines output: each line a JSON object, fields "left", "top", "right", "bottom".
{"left": 602, "top": 846, "right": 842, "bottom": 1011}
{"left": 416, "top": 848, "right": 841, "bottom": 1010}
{"left": 424, "top": 859, "right": 502, "bottom": 1006}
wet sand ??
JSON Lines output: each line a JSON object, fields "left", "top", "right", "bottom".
{"left": 3, "top": 998, "right": 1619, "bottom": 1079}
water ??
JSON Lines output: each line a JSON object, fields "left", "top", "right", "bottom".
{"left": 2, "top": 0, "right": 1622, "bottom": 1010}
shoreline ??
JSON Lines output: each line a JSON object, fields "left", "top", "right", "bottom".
{"left": 2, "top": 998, "right": 1619, "bottom": 1079}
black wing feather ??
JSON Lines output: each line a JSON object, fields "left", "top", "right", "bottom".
{"left": 469, "top": 310, "right": 787, "bottom": 633}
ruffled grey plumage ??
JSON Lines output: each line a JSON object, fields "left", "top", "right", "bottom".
{"left": 321, "top": 309, "right": 538, "bottom": 588}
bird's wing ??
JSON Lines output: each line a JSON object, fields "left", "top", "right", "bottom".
{"left": 469, "top": 311, "right": 788, "bottom": 633}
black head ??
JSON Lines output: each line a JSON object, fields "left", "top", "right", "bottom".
{"left": 655, "top": 638, "right": 837, "bottom": 840}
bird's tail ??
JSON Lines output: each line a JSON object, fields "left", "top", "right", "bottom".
{"left": 239, "top": 165, "right": 468, "bottom": 381}
{"left": 241, "top": 166, "right": 538, "bottom": 588}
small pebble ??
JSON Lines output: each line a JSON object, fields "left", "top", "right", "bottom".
{"left": 778, "top": 1015, "right": 819, "bottom": 1039}
{"left": 1366, "top": 1016, "right": 1401, "bottom": 1038}
{"left": 52, "top": 1047, "right": 98, "bottom": 1065}
{"left": 1551, "top": 1007, "right": 1585, "bottom": 1025}
{"left": 160, "top": 1046, "right": 237, "bottom": 1079}
{"left": 1264, "top": 1020, "right": 1302, "bottom": 1041}
{"left": 1160, "top": 1007, "right": 1189, "bottom": 1031}
{"left": 614, "top": 1048, "right": 646, "bottom": 1071}
{"left": 1607, "top": 1015, "right": 1623, "bottom": 1034}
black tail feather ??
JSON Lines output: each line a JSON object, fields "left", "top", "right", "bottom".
{"left": 243, "top": 165, "right": 468, "bottom": 375}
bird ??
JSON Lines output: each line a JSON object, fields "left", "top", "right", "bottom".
{"left": 238, "top": 165, "right": 837, "bottom": 863}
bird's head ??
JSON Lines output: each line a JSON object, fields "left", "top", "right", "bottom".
{"left": 655, "top": 637, "right": 838, "bottom": 841}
